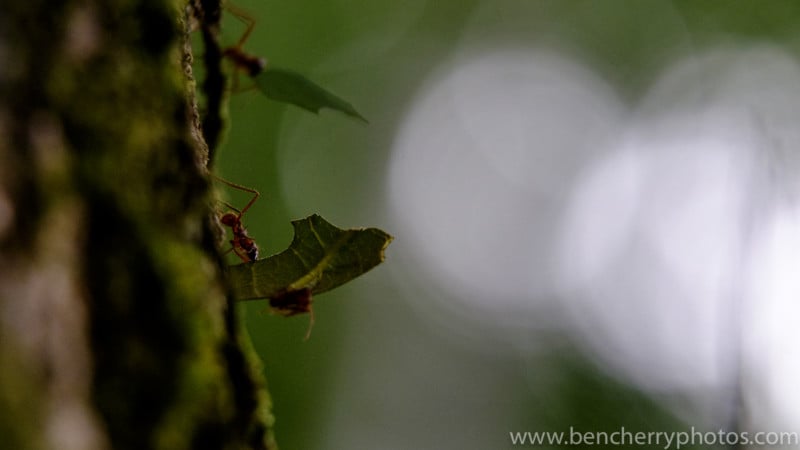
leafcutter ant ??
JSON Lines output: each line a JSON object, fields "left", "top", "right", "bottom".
{"left": 218, "top": 5, "right": 367, "bottom": 121}
{"left": 222, "top": 6, "right": 266, "bottom": 86}
{"left": 214, "top": 176, "right": 260, "bottom": 263}
{"left": 270, "top": 287, "right": 316, "bottom": 340}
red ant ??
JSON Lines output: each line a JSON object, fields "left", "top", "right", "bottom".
{"left": 270, "top": 287, "right": 316, "bottom": 340}
{"left": 218, "top": 5, "right": 367, "bottom": 122}
{"left": 221, "top": 6, "right": 266, "bottom": 85}
{"left": 215, "top": 176, "right": 260, "bottom": 263}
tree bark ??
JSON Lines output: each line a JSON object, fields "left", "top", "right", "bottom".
{"left": 0, "top": 0, "right": 276, "bottom": 449}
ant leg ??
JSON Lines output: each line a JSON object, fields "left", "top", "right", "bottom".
{"left": 223, "top": 245, "right": 250, "bottom": 263}
{"left": 229, "top": 72, "right": 260, "bottom": 94}
{"left": 225, "top": 4, "right": 257, "bottom": 49}
{"left": 221, "top": 242, "right": 250, "bottom": 262}
{"left": 231, "top": 70, "right": 241, "bottom": 91}
{"left": 303, "top": 306, "right": 315, "bottom": 341}
{"left": 212, "top": 175, "right": 261, "bottom": 216}
{"left": 232, "top": 246, "right": 250, "bottom": 263}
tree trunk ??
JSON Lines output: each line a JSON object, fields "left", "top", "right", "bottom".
{"left": 0, "top": 0, "right": 276, "bottom": 449}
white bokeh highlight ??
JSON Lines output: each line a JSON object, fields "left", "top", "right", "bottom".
{"left": 745, "top": 207, "right": 800, "bottom": 432}
{"left": 389, "top": 50, "right": 624, "bottom": 312}
{"left": 558, "top": 115, "right": 757, "bottom": 424}
{"left": 388, "top": 44, "right": 800, "bottom": 429}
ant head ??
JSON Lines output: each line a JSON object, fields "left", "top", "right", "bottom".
{"left": 220, "top": 213, "right": 239, "bottom": 226}
{"left": 246, "top": 246, "right": 259, "bottom": 262}
{"left": 246, "top": 57, "right": 267, "bottom": 77}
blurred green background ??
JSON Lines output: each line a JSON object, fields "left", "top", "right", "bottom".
{"left": 208, "top": 1, "right": 800, "bottom": 448}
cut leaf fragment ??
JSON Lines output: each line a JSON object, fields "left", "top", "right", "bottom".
{"left": 227, "top": 214, "right": 392, "bottom": 304}
{"left": 254, "top": 67, "right": 368, "bottom": 122}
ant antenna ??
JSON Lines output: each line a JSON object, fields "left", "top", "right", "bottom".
{"left": 227, "top": 4, "right": 257, "bottom": 49}
{"left": 213, "top": 174, "right": 259, "bottom": 215}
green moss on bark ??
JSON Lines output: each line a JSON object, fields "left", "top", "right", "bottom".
{"left": 0, "top": 0, "right": 276, "bottom": 448}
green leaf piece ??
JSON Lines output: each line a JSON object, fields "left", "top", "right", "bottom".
{"left": 253, "top": 67, "right": 368, "bottom": 122}
{"left": 227, "top": 214, "right": 392, "bottom": 303}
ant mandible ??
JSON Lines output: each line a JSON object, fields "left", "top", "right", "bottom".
{"left": 215, "top": 176, "right": 260, "bottom": 263}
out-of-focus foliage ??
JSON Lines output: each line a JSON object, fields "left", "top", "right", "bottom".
{"left": 212, "top": 1, "right": 800, "bottom": 448}
{"left": 254, "top": 68, "right": 368, "bottom": 122}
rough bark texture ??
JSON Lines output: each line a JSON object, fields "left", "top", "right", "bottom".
{"left": 0, "top": 0, "right": 276, "bottom": 449}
